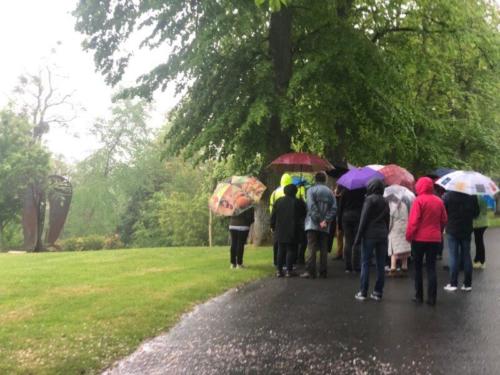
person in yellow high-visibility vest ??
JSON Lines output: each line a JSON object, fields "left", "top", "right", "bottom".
{"left": 270, "top": 173, "right": 307, "bottom": 268}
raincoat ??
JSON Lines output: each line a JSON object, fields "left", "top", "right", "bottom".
{"left": 388, "top": 199, "right": 411, "bottom": 256}
{"left": 304, "top": 182, "right": 336, "bottom": 233}
{"left": 269, "top": 173, "right": 305, "bottom": 213}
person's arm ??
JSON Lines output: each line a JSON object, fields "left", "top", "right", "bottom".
{"left": 354, "top": 198, "right": 370, "bottom": 245}
{"left": 406, "top": 200, "right": 421, "bottom": 242}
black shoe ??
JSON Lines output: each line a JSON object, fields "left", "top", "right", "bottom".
{"left": 276, "top": 271, "right": 284, "bottom": 278}
{"left": 412, "top": 297, "right": 423, "bottom": 304}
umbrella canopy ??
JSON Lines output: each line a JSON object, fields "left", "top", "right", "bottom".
{"left": 268, "top": 152, "right": 334, "bottom": 173}
{"left": 210, "top": 176, "right": 267, "bottom": 216}
{"left": 379, "top": 164, "right": 415, "bottom": 191}
{"left": 327, "top": 161, "right": 356, "bottom": 178}
{"left": 224, "top": 176, "right": 266, "bottom": 202}
{"left": 366, "top": 164, "right": 385, "bottom": 171}
{"left": 384, "top": 184, "right": 415, "bottom": 203}
{"left": 436, "top": 171, "right": 499, "bottom": 196}
{"left": 337, "top": 167, "right": 384, "bottom": 190}
{"left": 427, "top": 167, "right": 456, "bottom": 179}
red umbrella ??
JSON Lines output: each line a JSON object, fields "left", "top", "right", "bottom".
{"left": 268, "top": 152, "right": 334, "bottom": 173}
{"left": 379, "top": 164, "right": 415, "bottom": 191}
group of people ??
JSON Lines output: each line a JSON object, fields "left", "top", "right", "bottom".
{"left": 229, "top": 171, "right": 491, "bottom": 306}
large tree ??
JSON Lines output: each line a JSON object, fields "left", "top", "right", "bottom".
{"left": 74, "top": 0, "right": 500, "bottom": 243}
{"left": 0, "top": 110, "right": 50, "bottom": 248}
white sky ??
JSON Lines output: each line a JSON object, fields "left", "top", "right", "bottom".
{"left": 0, "top": 0, "right": 178, "bottom": 163}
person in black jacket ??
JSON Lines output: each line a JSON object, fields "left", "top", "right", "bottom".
{"left": 229, "top": 208, "right": 254, "bottom": 269}
{"left": 353, "top": 179, "right": 390, "bottom": 301}
{"left": 338, "top": 187, "right": 366, "bottom": 273}
{"left": 270, "top": 184, "right": 307, "bottom": 277}
{"left": 443, "top": 191, "right": 480, "bottom": 292}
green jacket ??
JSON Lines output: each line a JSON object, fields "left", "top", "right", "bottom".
{"left": 473, "top": 196, "right": 489, "bottom": 228}
{"left": 269, "top": 173, "right": 306, "bottom": 213}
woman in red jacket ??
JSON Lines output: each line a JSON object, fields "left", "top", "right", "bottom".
{"left": 406, "top": 177, "right": 448, "bottom": 306}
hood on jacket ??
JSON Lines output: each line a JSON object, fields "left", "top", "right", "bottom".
{"left": 280, "top": 173, "right": 292, "bottom": 187}
{"left": 367, "top": 178, "right": 385, "bottom": 195}
{"left": 415, "top": 177, "right": 434, "bottom": 196}
{"left": 284, "top": 184, "right": 298, "bottom": 197}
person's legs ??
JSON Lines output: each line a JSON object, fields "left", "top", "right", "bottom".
{"left": 336, "top": 225, "right": 344, "bottom": 259}
{"left": 413, "top": 242, "right": 424, "bottom": 301}
{"left": 305, "top": 231, "right": 318, "bottom": 277}
{"left": 327, "top": 220, "right": 336, "bottom": 254}
{"left": 236, "top": 230, "right": 249, "bottom": 265}
{"left": 277, "top": 242, "right": 287, "bottom": 275}
{"left": 360, "top": 239, "right": 373, "bottom": 296}
{"left": 343, "top": 219, "right": 355, "bottom": 271}
{"left": 474, "top": 227, "right": 486, "bottom": 264}
{"left": 273, "top": 240, "right": 278, "bottom": 267}
{"left": 447, "top": 234, "right": 460, "bottom": 287}
{"left": 229, "top": 230, "right": 238, "bottom": 266}
{"left": 461, "top": 238, "right": 473, "bottom": 288}
{"left": 373, "top": 239, "right": 387, "bottom": 296}
{"left": 285, "top": 243, "right": 296, "bottom": 273}
{"left": 319, "top": 232, "right": 329, "bottom": 277}
{"left": 425, "top": 243, "right": 438, "bottom": 304}
{"left": 297, "top": 234, "right": 307, "bottom": 265}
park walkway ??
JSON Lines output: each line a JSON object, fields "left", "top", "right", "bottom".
{"left": 105, "top": 229, "right": 500, "bottom": 374}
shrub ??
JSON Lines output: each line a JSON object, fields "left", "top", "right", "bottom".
{"left": 103, "top": 234, "right": 124, "bottom": 249}
{"left": 60, "top": 235, "right": 105, "bottom": 251}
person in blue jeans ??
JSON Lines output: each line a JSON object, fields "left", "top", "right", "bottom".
{"left": 443, "top": 191, "right": 479, "bottom": 292}
{"left": 353, "top": 178, "right": 390, "bottom": 301}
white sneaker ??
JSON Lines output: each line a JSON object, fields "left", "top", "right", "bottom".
{"left": 461, "top": 285, "right": 472, "bottom": 292}
{"left": 444, "top": 284, "right": 458, "bottom": 292}
{"left": 355, "top": 292, "right": 367, "bottom": 301}
{"left": 473, "top": 262, "right": 482, "bottom": 269}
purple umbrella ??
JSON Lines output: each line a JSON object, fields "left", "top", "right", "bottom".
{"left": 337, "top": 167, "right": 384, "bottom": 190}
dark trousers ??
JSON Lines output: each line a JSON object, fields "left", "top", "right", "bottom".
{"left": 447, "top": 234, "right": 472, "bottom": 287}
{"left": 412, "top": 241, "right": 438, "bottom": 303}
{"left": 297, "top": 235, "right": 307, "bottom": 265}
{"left": 473, "top": 227, "right": 487, "bottom": 264}
{"left": 343, "top": 218, "right": 361, "bottom": 271}
{"left": 360, "top": 238, "right": 387, "bottom": 296}
{"left": 230, "top": 230, "right": 249, "bottom": 266}
{"left": 278, "top": 243, "right": 296, "bottom": 272}
{"left": 306, "top": 230, "right": 329, "bottom": 276}
{"left": 273, "top": 240, "right": 278, "bottom": 267}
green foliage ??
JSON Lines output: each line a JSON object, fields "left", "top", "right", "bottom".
{"left": 60, "top": 234, "right": 124, "bottom": 251}
{"left": 0, "top": 247, "right": 273, "bottom": 374}
{"left": 74, "top": 0, "right": 500, "bottom": 175}
{"left": 0, "top": 110, "right": 50, "bottom": 247}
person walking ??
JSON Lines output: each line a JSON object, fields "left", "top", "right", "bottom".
{"left": 333, "top": 185, "right": 344, "bottom": 260}
{"left": 443, "top": 190, "right": 479, "bottom": 292}
{"left": 269, "top": 173, "right": 293, "bottom": 268}
{"left": 386, "top": 195, "right": 411, "bottom": 277}
{"left": 337, "top": 187, "right": 366, "bottom": 273}
{"left": 473, "top": 195, "right": 489, "bottom": 269}
{"left": 300, "top": 172, "right": 336, "bottom": 279}
{"left": 270, "top": 184, "right": 307, "bottom": 277}
{"left": 353, "top": 179, "right": 389, "bottom": 301}
{"left": 406, "top": 177, "right": 448, "bottom": 305}
{"left": 229, "top": 208, "right": 254, "bottom": 269}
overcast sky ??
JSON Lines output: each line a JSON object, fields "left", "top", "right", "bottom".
{"left": 0, "top": 0, "right": 177, "bottom": 163}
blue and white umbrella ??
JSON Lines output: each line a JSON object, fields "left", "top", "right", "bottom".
{"left": 436, "top": 171, "right": 498, "bottom": 196}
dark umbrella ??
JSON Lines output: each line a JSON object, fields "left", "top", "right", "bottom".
{"left": 268, "top": 152, "right": 334, "bottom": 173}
{"left": 326, "top": 161, "right": 356, "bottom": 178}
{"left": 337, "top": 167, "right": 384, "bottom": 190}
{"left": 427, "top": 167, "right": 456, "bottom": 179}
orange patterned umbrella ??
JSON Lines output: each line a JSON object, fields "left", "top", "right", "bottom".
{"left": 379, "top": 164, "right": 415, "bottom": 191}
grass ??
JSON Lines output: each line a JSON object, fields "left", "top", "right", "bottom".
{"left": 0, "top": 246, "right": 274, "bottom": 374}
{"left": 488, "top": 211, "right": 500, "bottom": 227}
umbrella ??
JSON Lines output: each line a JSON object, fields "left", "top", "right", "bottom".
{"left": 268, "top": 152, "right": 334, "bottom": 173}
{"left": 366, "top": 164, "right": 385, "bottom": 171}
{"left": 327, "top": 161, "right": 356, "bottom": 178}
{"left": 379, "top": 164, "right": 415, "bottom": 191}
{"left": 436, "top": 171, "right": 499, "bottom": 196}
{"left": 210, "top": 176, "right": 267, "bottom": 216}
{"left": 224, "top": 176, "right": 267, "bottom": 202}
{"left": 384, "top": 184, "right": 415, "bottom": 203}
{"left": 337, "top": 167, "right": 384, "bottom": 190}
{"left": 427, "top": 167, "right": 456, "bottom": 179}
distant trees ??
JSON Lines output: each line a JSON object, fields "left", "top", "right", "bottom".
{"left": 0, "top": 110, "right": 50, "bottom": 248}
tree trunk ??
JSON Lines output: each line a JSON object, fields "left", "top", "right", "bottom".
{"left": 251, "top": 6, "right": 294, "bottom": 246}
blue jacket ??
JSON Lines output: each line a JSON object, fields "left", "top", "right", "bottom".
{"left": 304, "top": 183, "right": 336, "bottom": 233}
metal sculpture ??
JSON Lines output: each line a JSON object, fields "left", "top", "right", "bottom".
{"left": 22, "top": 175, "right": 72, "bottom": 251}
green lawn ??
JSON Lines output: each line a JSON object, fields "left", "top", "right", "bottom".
{"left": 0, "top": 246, "right": 273, "bottom": 374}
{"left": 488, "top": 211, "right": 500, "bottom": 227}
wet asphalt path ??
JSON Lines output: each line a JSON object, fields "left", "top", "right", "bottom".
{"left": 105, "top": 228, "right": 500, "bottom": 374}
